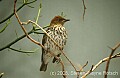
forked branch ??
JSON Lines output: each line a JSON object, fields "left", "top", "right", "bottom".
{"left": 104, "top": 43, "right": 120, "bottom": 78}
{"left": 81, "top": 43, "right": 120, "bottom": 78}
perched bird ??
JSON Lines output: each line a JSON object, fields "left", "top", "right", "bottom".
{"left": 40, "top": 16, "right": 70, "bottom": 71}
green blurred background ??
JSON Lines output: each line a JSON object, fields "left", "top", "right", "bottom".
{"left": 0, "top": 0, "right": 120, "bottom": 78}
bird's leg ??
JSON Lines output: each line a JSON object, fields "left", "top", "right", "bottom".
{"left": 56, "top": 53, "right": 61, "bottom": 64}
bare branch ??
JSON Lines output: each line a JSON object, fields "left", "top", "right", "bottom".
{"left": 76, "top": 61, "right": 88, "bottom": 78}
{"left": 81, "top": 51, "right": 120, "bottom": 78}
{"left": 104, "top": 43, "right": 120, "bottom": 78}
{"left": 0, "top": 19, "right": 11, "bottom": 33}
{"left": 81, "top": 43, "right": 120, "bottom": 78}
{"left": 79, "top": 61, "right": 88, "bottom": 72}
{"left": 8, "top": 47, "right": 39, "bottom": 53}
{"left": 82, "top": 0, "right": 87, "bottom": 21}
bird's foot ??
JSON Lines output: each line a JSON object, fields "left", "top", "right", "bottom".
{"left": 56, "top": 58, "right": 61, "bottom": 64}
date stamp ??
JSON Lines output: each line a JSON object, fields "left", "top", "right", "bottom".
{"left": 50, "top": 71, "right": 79, "bottom": 76}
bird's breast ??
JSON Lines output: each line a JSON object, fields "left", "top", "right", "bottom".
{"left": 45, "top": 26, "right": 67, "bottom": 53}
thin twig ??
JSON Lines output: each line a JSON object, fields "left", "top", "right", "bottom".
{"left": 35, "top": 3, "right": 42, "bottom": 23}
{"left": 0, "top": 19, "right": 11, "bottom": 33}
{"left": 33, "top": 32, "right": 44, "bottom": 34}
{"left": 32, "top": 2, "right": 42, "bottom": 28}
{"left": 81, "top": 51, "right": 120, "bottom": 78}
{"left": 76, "top": 61, "right": 88, "bottom": 78}
{"left": 79, "top": 61, "right": 88, "bottom": 72}
{"left": 82, "top": 0, "right": 87, "bottom": 21}
{"left": 104, "top": 43, "right": 120, "bottom": 78}
{"left": 9, "top": 47, "right": 39, "bottom": 53}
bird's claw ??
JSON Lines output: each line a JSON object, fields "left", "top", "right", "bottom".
{"left": 56, "top": 58, "right": 61, "bottom": 64}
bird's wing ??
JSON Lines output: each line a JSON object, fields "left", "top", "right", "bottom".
{"left": 41, "top": 33, "right": 47, "bottom": 62}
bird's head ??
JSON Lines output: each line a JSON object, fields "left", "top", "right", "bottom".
{"left": 50, "top": 16, "right": 70, "bottom": 26}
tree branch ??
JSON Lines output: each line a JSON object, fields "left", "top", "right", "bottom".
{"left": 0, "top": 19, "right": 11, "bottom": 33}
{"left": 104, "top": 43, "right": 120, "bottom": 78}
{"left": 81, "top": 43, "right": 120, "bottom": 78}
{"left": 8, "top": 47, "right": 39, "bottom": 53}
{"left": 82, "top": 0, "right": 87, "bottom": 21}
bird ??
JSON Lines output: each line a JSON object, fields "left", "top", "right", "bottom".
{"left": 40, "top": 16, "right": 70, "bottom": 71}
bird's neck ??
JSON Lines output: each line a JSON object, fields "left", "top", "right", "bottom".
{"left": 50, "top": 23, "right": 63, "bottom": 27}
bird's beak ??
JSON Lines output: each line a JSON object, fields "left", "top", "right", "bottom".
{"left": 64, "top": 19, "right": 70, "bottom": 22}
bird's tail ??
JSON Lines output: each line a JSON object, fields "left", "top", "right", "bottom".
{"left": 40, "top": 62, "right": 48, "bottom": 71}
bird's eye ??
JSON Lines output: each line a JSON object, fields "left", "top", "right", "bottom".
{"left": 59, "top": 19, "right": 64, "bottom": 22}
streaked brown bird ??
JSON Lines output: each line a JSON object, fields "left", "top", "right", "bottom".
{"left": 40, "top": 16, "right": 70, "bottom": 71}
